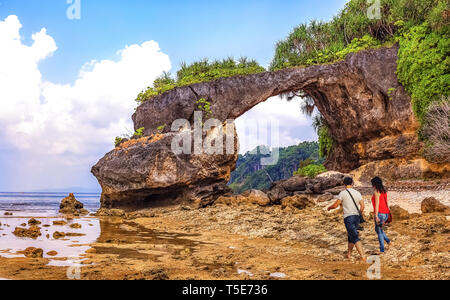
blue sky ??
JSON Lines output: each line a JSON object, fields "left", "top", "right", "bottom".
{"left": 0, "top": 0, "right": 349, "bottom": 191}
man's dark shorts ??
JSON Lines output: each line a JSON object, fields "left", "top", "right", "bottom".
{"left": 344, "top": 215, "right": 361, "bottom": 244}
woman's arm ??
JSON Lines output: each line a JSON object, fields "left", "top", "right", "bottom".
{"left": 374, "top": 192, "right": 380, "bottom": 222}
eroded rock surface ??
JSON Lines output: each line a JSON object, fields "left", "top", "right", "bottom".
{"left": 92, "top": 46, "right": 445, "bottom": 210}
{"left": 59, "top": 193, "right": 89, "bottom": 215}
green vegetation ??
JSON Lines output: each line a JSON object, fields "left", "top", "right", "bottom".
{"left": 114, "top": 127, "right": 146, "bottom": 147}
{"left": 196, "top": 98, "right": 213, "bottom": 119}
{"left": 272, "top": 0, "right": 449, "bottom": 158}
{"left": 114, "top": 137, "right": 124, "bottom": 147}
{"left": 133, "top": 127, "right": 145, "bottom": 138}
{"left": 136, "top": 57, "right": 265, "bottom": 104}
{"left": 293, "top": 163, "right": 327, "bottom": 179}
{"left": 228, "top": 142, "right": 322, "bottom": 194}
{"left": 396, "top": 22, "right": 449, "bottom": 124}
{"left": 157, "top": 125, "right": 167, "bottom": 133}
{"left": 270, "top": 0, "right": 448, "bottom": 70}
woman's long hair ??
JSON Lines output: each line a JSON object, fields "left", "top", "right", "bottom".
{"left": 371, "top": 177, "right": 387, "bottom": 194}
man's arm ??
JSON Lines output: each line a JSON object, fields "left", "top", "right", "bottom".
{"left": 359, "top": 199, "right": 365, "bottom": 213}
{"left": 328, "top": 199, "right": 342, "bottom": 211}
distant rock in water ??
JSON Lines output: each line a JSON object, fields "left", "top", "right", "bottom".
{"left": 59, "top": 193, "right": 89, "bottom": 215}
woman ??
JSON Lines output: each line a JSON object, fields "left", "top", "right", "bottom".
{"left": 371, "top": 177, "right": 391, "bottom": 254}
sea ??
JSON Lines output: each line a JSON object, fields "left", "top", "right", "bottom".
{"left": 0, "top": 192, "right": 101, "bottom": 216}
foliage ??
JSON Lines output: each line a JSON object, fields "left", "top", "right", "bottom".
{"left": 293, "top": 163, "right": 328, "bottom": 179}
{"left": 133, "top": 127, "right": 145, "bottom": 138}
{"left": 270, "top": 0, "right": 448, "bottom": 70}
{"left": 114, "top": 137, "right": 124, "bottom": 147}
{"left": 312, "top": 115, "right": 334, "bottom": 159}
{"left": 136, "top": 57, "right": 265, "bottom": 104}
{"left": 229, "top": 142, "right": 322, "bottom": 194}
{"left": 196, "top": 98, "right": 213, "bottom": 118}
{"left": 422, "top": 100, "right": 450, "bottom": 163}
{"left": 157, "top": 125, "right": 167, "bottom": 132}
{"left": 396, "top": 22, "right": 449, "bottom": 124}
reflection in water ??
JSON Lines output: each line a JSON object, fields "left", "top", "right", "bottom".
{"left": 0, "top": 214, "right": 210, "bottom": 267}
{"left": 0, "top": 216, "right": 100, "bottom": 264}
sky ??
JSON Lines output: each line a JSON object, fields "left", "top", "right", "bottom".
{"left": 0, "top": 0, "right": 349, "bottom": 192}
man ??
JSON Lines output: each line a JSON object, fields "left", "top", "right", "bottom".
{"left": 328, "top": 177, "right": 366, "bottom": 263}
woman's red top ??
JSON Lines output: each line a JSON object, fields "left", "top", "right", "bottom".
{"left": 371, "top": 193, "right": 390, "bottom": 214}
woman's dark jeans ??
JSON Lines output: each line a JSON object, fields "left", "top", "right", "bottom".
{"left": 375, "top": 213, "right": 391, "bottom": 252}
{"left": 344, "top": 215, "right": 361, "bottom": 244}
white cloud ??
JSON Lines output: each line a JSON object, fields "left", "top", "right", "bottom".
{"left": 0, "top": 15, "right": 171, "bottom": 156}
{"left": 0, "top": 15, "right": 171, "bottom": 190}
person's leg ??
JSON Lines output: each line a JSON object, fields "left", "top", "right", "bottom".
{"left": 379, "top": 214, "right": 391, "bottom": 247}
{"left": 347, "top": 243, "right": 355, "bottom": 259}
{"left": 347, "top": 216, "right": 366, "bottom": 262}
{"left": 354, "top": 241, "right": 366, "bottom": 263}
{"left": 375, "top": 219, "right": 385, "bottom": 253}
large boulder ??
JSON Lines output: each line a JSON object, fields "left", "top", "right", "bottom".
{"left": 421, "top": 197, "right": 450, "bottom": 214}
{"left": 59, "top": 193, "right": 89, "bottom": 215}
{"left": 268, "top": 172, "right": 348, "bottom": 203}
{"left": 390, "top": 205, "right": 410, "bottom": 220}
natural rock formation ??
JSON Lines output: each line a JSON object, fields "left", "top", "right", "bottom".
{"left": 390, "top": 205, "right": 410, "bottom": 220}
{"left": 267, "top": 172, "right": 348, "bottom": 204}
{"left": 215, "top": 190, "right": 271, "bottom": 207}
{"left": 93, "top": 130, "right": 238, "bottom": 210}
{"left": 21, "top": 247, "right": 44, "bottom": 259}
{"left": 59, "top": 193, "right": 89, "bottom": 215}
{"left": 92, "top": 46, "right": 444, "bottom": 210}
{"left": 421, "top": 197, "right": 450, "bottom": 214}
{"left": 13, "top": 226, "right": 42, "bottom": 239}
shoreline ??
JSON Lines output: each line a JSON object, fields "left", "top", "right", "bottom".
{"left": 0, "top": 187, "right": 448, "bottom": 280}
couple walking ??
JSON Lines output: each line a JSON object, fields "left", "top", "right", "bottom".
{"left": 328, "top": 176, "right": 392, "bottom": 262}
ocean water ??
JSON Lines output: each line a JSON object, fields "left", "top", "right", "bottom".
{"left": 0, "top": 192, "right": 101, "bottom": 216}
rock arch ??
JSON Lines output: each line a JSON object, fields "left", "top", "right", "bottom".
{"left": 92, "top": 46, "right": 428, "bottom": 210}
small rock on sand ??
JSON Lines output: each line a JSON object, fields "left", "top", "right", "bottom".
{"left": 53, "top": 220, "right": 68, "bottom": 226}
{"left": 21, "top": 247, "right": 44, "bottom": 258}
{"left": 47, "top": 251, "right": 58, "bottom": 256}
{"left": 69, "top": 223, "right": 82, "bottom": 229}
{"left": 53, "top": 231, "right": 66, "bottom": 239}
{"left": 4, "top": 212, "right": 13, "bottom": 216}
{"left": 13, "top": 226, "right": 42, "bottom": 239}
{"left": 28, "top": 218, "right": 41, "bottom": 225}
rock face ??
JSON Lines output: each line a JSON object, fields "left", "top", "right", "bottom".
{"left": 92, "top": 46, "right": 441, "bottom": 210}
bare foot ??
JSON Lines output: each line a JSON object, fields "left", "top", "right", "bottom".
{"left": 344, "top": 252, "right": 351, "bottom": 260}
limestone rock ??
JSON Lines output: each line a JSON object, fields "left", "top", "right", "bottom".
{"left": 421, "top": 197, "right": 450, "bottom": 214}
{"left": 281, "top": 195, "right": 315, "bottom": 210}
{"left": 13, "top": 226, "right": 42, "bottom": 239}
{"left": 390, "top": 205, "right": 410, "bottom": 220}
{"left": 59, "top": 193, "right": 89, "bottom": 215}
{"left": 96, "top": 208, "right": 126, "bottom": 217}
{"left": 92, "top": 46, "right": 441, "bottom": 211}
{"left": 22, "top": 247, "right": 43, "bottom": 259}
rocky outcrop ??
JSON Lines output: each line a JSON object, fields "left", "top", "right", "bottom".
{"left": 93, "top": 46, "right": 438, "bottom": 210}
{"left": 59, "top": 193, "right": 89, "bottom": 215}
{"left": 267, "top": 172, "right": 348, "bottom": 204}
{"left": 92, "top": 131, "right": 238, "bottom": 210}
{"left": 421, "top": 197, "right": 450, "bottom": 214}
